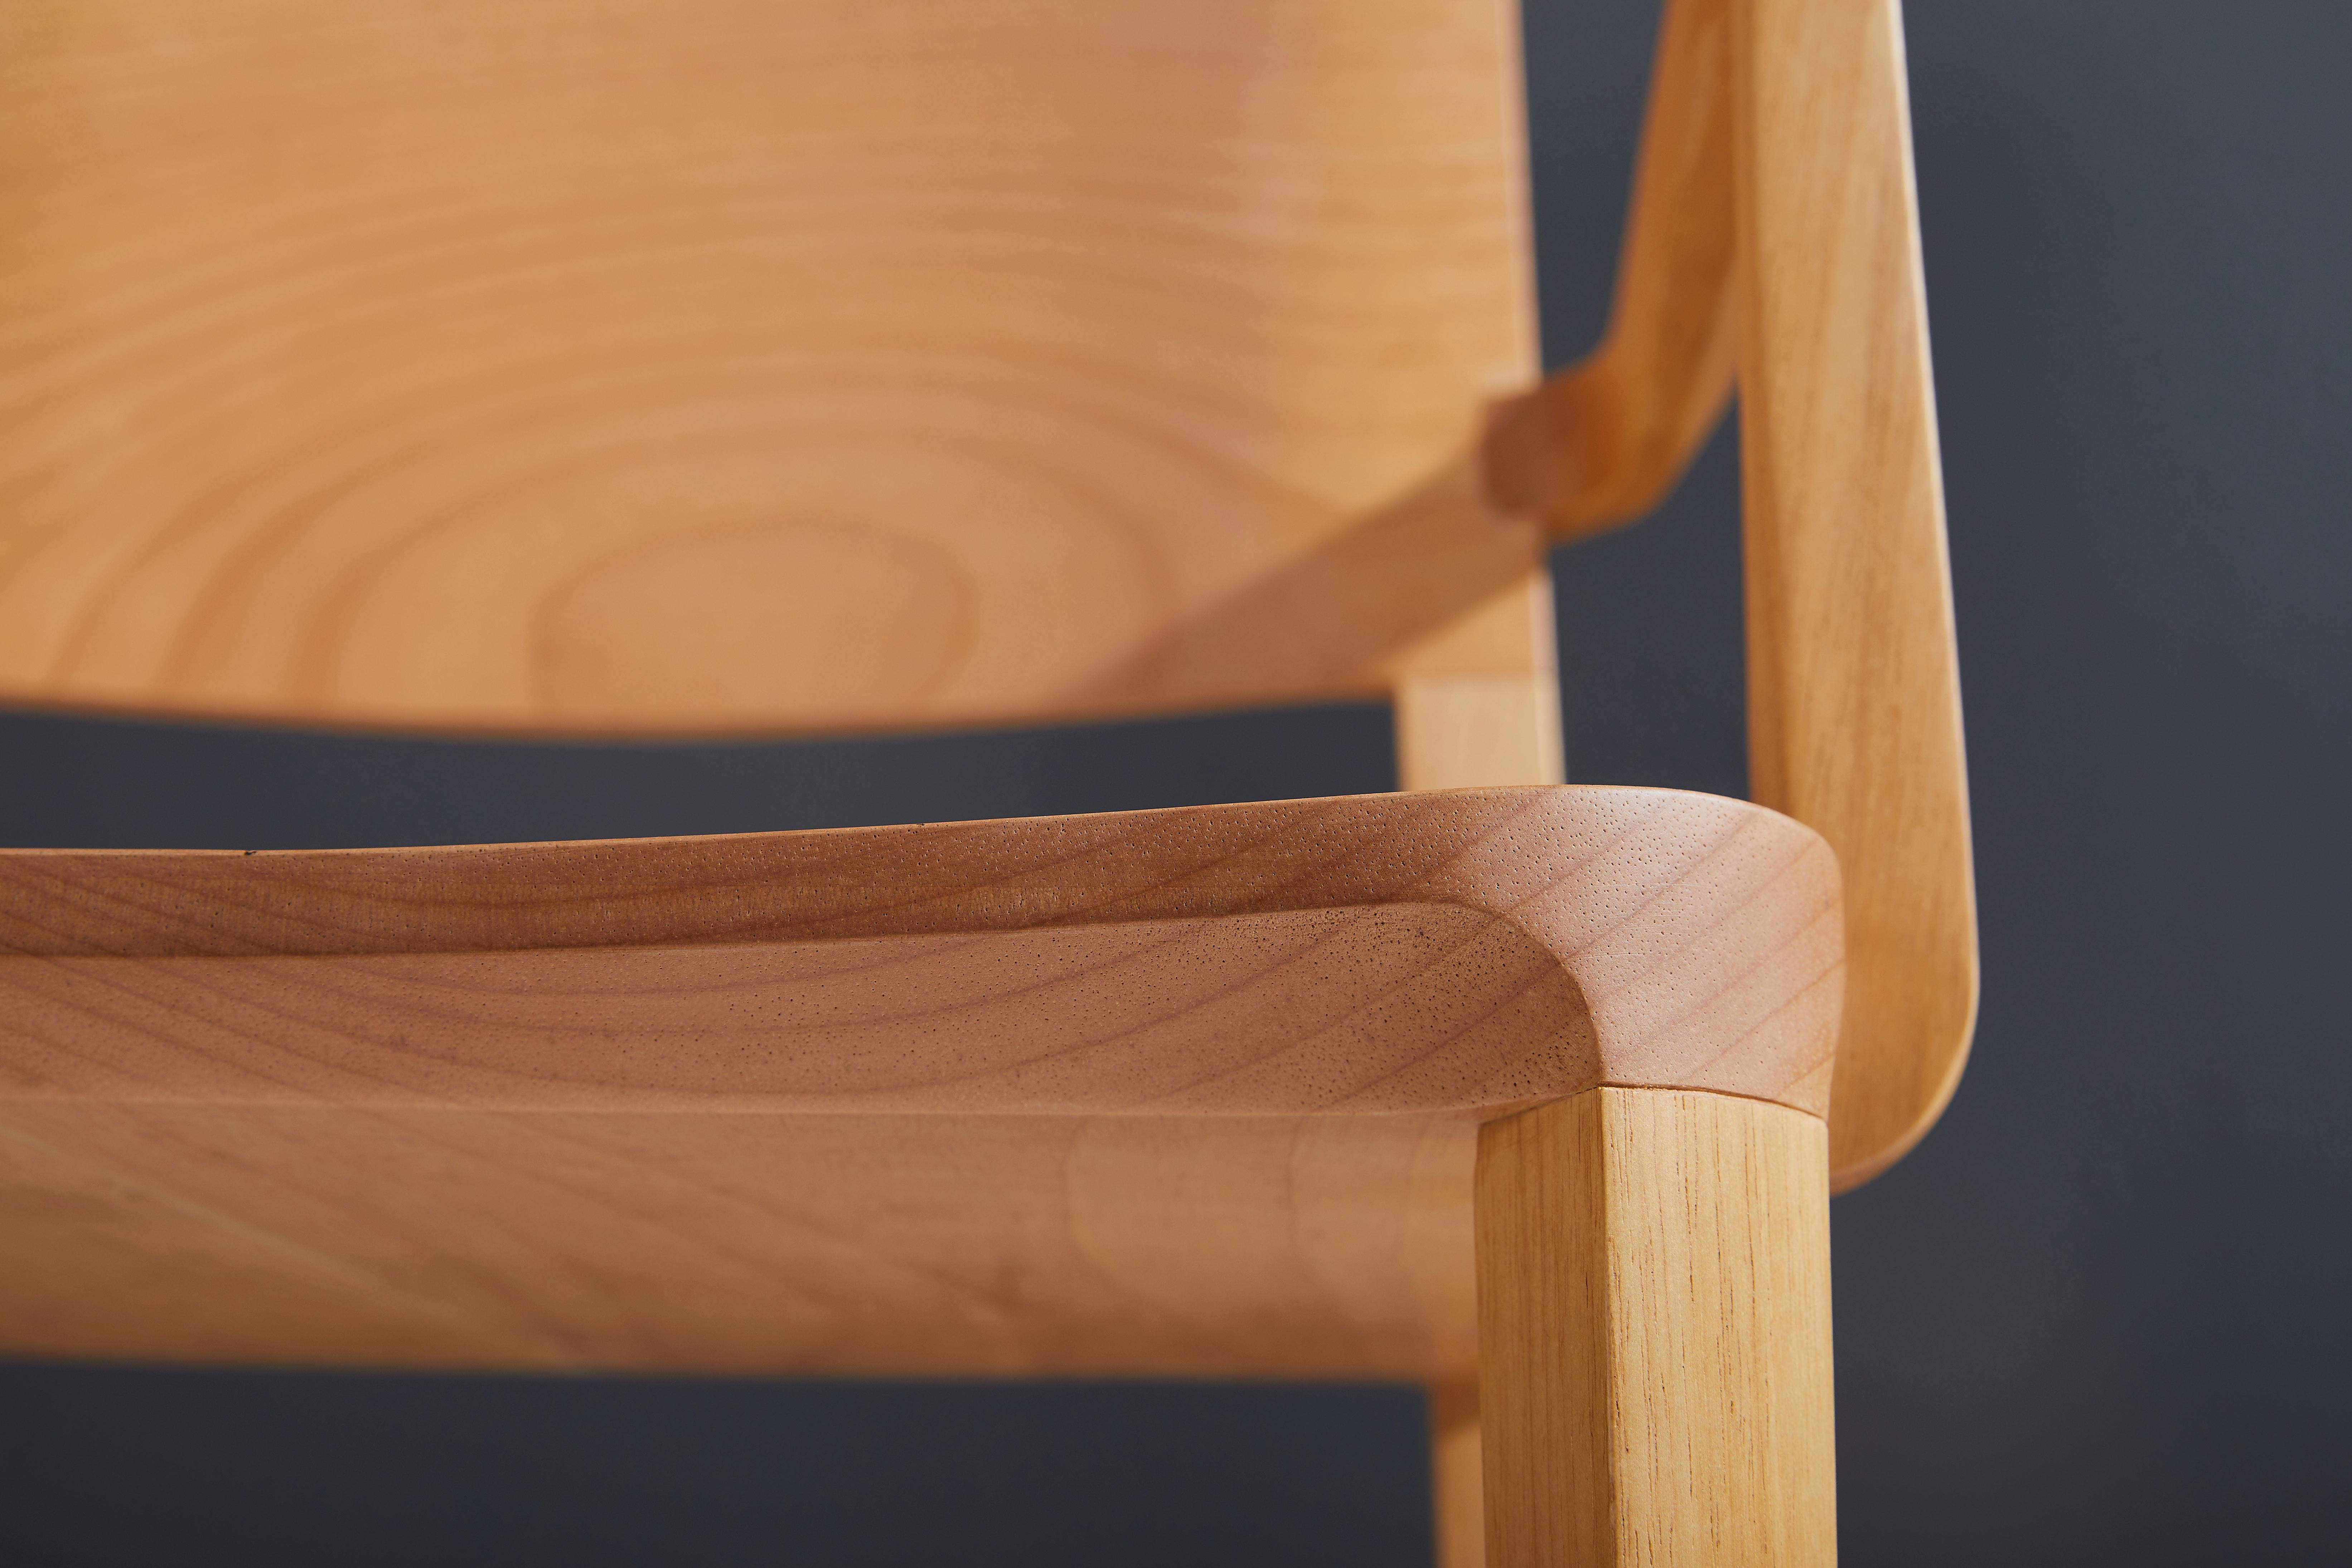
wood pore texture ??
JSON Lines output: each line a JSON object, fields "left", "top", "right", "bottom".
{"left": 0, "top": 788, "right": 1841, "bottom": 1373}
{"left": 0, "top": 0, "right": 1559, "bottom": 735}
{"left": 1480, "top": 0, "right": 1978, "bottom": 1189}
{"left": 0, "top": 7, "right": 1981, "bottom": 1557}
{"left": 1476, "top": 1087, "right": 1835, "bottom": 1567}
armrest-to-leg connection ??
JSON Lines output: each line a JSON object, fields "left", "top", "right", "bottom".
{"left": 1474, "top": 1087, "right": 1835, "bottom": 1566}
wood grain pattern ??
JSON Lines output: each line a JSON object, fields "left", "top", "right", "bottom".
{"left": 1390, "top": 585, "right": 1558, "bottom": 1568}
{"left": 0, "top": 9, "right": 1979, "bottom": 1553}
{"left": 0, "top": 789, "right": 1842, "bottom": 1375}
{"left": 0, "top": 1102, "right": 1481, "bottom": 1376}
{"left": 1734, "top": 0, "right": 1978, "bottom": 1187}
{"left": 1484, "top": 0, "right": 1977, "bottom": 1189}
{"left": 1485, "top": 0, "right": 1738, "bottom": 540}
{"left": 1475, "top": 1087, "right": 1835, "bottom": 1566}
{"left": 0, "top": 0, "right": 1545, "bottom": 733}
{"left": 0, "top": 789, "right": 1840, "bottom": 1119}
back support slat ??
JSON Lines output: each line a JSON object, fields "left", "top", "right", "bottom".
{"left": 0, "top": 0, "right": 1548, "bottom": 734}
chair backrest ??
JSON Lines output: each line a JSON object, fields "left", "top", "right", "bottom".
{"left": 0, "top": 0, "right": 1556, "bottom": 743}
{"left": 0, "top": 0, "right": 1977, "bottom": 1191}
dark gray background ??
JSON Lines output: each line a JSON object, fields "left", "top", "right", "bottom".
{"left": 4, "top": 0, "right": 2347, "bottom": 1561}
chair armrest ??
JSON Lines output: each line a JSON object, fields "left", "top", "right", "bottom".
{"left": 1484, "top": 0, "right": 1738, "bottom": 539}
{"left": 1487, "top": 0, "right": 1978, "bottom": 1189}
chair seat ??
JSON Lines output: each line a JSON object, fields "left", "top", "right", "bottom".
{"left": 0, "top": 785, "right": 1839, "bottom": 1376}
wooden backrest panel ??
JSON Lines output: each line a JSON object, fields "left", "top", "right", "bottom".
{"left": 0, "top": 0, "right": 1547, "bottom": 734}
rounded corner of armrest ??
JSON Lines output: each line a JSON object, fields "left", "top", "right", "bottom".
{"left": 1827, "top": 938, "right": 1980, "bottom": 1192}
{"left": 1434, "top": 786, "right": 1844, "bottom": 1123}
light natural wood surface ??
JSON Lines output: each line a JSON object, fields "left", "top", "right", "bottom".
{"left": 0, "top": 787, "right": 1841, "bottom": 1373}
{"left": 1734, "top": 0, "right": 1978, "bottom": 1187}
{"left": 1485, "top": 0, "right": 1738, "bottom": 541}
{"left": 0, "top": 0, "right": 1545, "bottom": 734}
{"left": 0, "top": 0, "right": 1975, "bottom": 1201}
{"left": 0, "top": 1101, "right": 1481, "bottom": 1375}
{"left": 1391, "top": 566, "right": 1564, "bottom": 795}
{"left": 1, "top": 789, "right": 1838, "bottom": 1118}
{"left": 1476, "top": 1087, "right": 1835, "bottom": 1566}
{"left": 0, "top": 8, "right": 1975, "bottom": 1559}
{"left": 1390, "top": 573, "right": 1557, "bottom": 1568}
{"left": 1396, "top": 674, "right": 1565, "bottom": 795}
{"left": 1483, "top": 0, "right": 1978, "bottom": 1190}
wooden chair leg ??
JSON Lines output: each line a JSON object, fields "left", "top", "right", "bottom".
{"left": 1428, "top": 1380, "right": 1486, "bottom": 1568}
{"left": 1474, "top": 1087, "right": 1835, "bottom": 1565}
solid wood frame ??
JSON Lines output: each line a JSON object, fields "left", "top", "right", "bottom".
{"left": 1447, "top": 0, "right": 1971, "bottom": 1559}
{"left": 0, "top": 1, "right": 1972, "bottom": 1562}
{"left": 1475, "top": 1088, "right": 1835, "bottom": 1565}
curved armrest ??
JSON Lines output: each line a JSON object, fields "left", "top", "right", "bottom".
{"left": 1488, "top": 0, "right": 1978, "bottom": 1189}
{"left": 1485, "top": 0, "right": 1738, "bottom": 539}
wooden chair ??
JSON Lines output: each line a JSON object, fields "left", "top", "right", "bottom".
{"left": 0, "top": 0, "right": 1973, "bottom": 1559}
